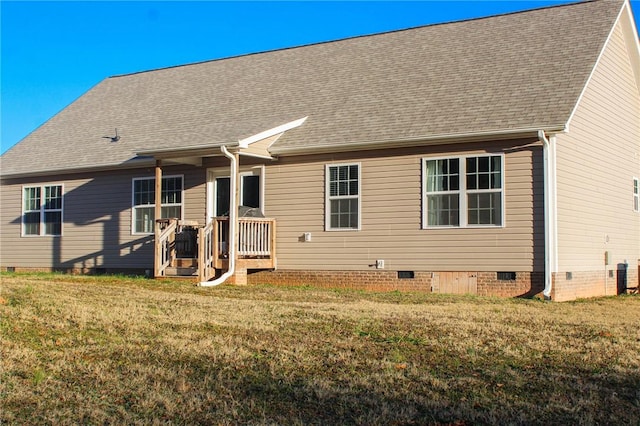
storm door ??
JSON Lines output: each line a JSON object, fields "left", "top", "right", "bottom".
{"left": 207, "top": 167, "right": 264, "bottom": 221}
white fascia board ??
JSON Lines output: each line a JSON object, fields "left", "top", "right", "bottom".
{"left": 136, "top": 143, "right": 227, "bottom": 158}
{"left": 237, "top": 116, "right": 308, "bottom": 149}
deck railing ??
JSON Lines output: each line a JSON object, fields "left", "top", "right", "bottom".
{"left": 157, "top": 217, "right": 276, "bottom": 280}
{"left": 214, "top": 217, "right": 276, "bottom": 258}
{"left": 198, "top": 220, "right": 216, "bottom": 282}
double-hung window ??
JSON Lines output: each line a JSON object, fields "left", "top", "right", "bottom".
{"left": 326, "top": 163, "right": 360, "bottom": 230}
{"left": 23, "top": 184, "right": 63, "bottom": 236}
{"left": 634, "top": 178, "right": 639, "bottom": 212}
{"left": 423, "top": 155, "right": 503, "bottom": 228}
{"left": 424, "top": 158, "right": 460, "bottom": 226}
{"left": 132, "top": 176, "right": 183, "bottom": 234}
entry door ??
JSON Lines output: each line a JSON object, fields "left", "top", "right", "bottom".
{"left": 209, "top": 167, "right": 263, "bottom": 219}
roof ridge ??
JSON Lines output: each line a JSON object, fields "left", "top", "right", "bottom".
{"left": 108, "top": 0, "right": 599, "bottom": 80}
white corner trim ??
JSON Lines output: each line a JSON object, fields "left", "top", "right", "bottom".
{"left": 238, "top": 116, "right": 308, "bottom": 148}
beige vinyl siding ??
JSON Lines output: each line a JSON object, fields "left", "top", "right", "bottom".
{"left": 556, "top": 20, "right": 640, "bottom": 273}
{"left": 265, "top": 140, "right": 543, "bottom": 272}
{"left": 0, "top": 165, "right": 205, "bottom": 270}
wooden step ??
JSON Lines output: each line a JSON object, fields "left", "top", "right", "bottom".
{"left": 165, "top": 266, "right": 198, "bottom": 277}
{"left": 175, "top": 258, "right": 198, "bottom": 268}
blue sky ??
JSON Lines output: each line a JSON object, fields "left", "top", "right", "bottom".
{"left": 2, "top": 1, "right": 639, "bottom": 155}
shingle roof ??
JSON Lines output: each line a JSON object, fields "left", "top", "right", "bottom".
{"left": 1, "top": 0, "right": 628, "bottom": 176}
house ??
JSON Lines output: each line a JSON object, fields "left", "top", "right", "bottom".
{"left": 1, "top": 0, "right": 639, "bottom": 301}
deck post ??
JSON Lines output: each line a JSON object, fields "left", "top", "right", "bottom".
{"left": 197, "top": 226, "right": 205, "bottom": 282}
{"left": 233, "top": 152, "right": 247, "bottom": 285}
{"left": 153, "top": 160, "right": 163, "bottom": 277}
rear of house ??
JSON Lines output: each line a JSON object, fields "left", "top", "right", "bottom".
{"left": 0, "top": 138, "right": 545, "bottom": 296}
{"left": 1, "top": 0, "right": 639, "bottom": 300}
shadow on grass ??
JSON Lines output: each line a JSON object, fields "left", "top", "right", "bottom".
{"left": 165, "top": 353, "right": 640, "bottom": 425}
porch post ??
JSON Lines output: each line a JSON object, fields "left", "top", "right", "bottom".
{"left": 154, "top": 160, "right": 163, "bottom": 277}
{"left": 232, "top": 151, "right": 247, "bottom": 285}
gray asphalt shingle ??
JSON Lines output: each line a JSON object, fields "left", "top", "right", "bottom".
{"left": 1, "top": 0, "right": 625, "bottom": 176}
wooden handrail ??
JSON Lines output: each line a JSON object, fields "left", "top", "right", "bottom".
{"left": 155, "top": 219, "right": 178, "bottom": 277}
{"left": 198, "top": 220, "right": 216, "bottom": 282}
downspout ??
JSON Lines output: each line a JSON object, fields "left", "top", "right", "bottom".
{"left": 199, "top": 145, "right": 237, "bottom": 287}
{"left": 538, "top": 130, "right": 557, "bottom": 300}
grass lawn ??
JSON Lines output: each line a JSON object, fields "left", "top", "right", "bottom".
{"left": 1, "top": 272, "right": 639, "bottom": 425}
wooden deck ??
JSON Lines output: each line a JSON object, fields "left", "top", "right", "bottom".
{"left": 155, "top": 217, "right": 276, "bottom": 281}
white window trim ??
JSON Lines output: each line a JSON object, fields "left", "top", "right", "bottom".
{"left": 422, "top": 154, "right": 505, "bottom": 229}
{"left": 131, "top": 175, "right": 184, "bottom": 235}
{"left": 21, "top": 183, "right": 64, "bottom": 237}
{"left": 634, "top": 177, "right": 639, "bottom": 212}
{"left": 422, "top": 157, "right": 462, "bottom": 228}
{"left": 206, "top": 165, "right": 265, "bottom": 221}
{"left": 325, "top": 162, "right": 362, "bottom": 231}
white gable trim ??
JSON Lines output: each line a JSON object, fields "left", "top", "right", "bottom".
{"left": 237, "top": 117, "right": 308, "bottom": 149}
{"left": 565, "top": 0, "right": 631, "bottom": 132}
{"left": 621, "top": 0, "right": 640, "bottom": 91}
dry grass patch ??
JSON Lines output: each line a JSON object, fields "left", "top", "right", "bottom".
{"left": 1, "top": 272, "right": 640, "bottom": 425}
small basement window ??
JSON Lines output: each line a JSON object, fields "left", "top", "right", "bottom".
{"left": 497, "top": 272, "right": 516, "bottom": 281}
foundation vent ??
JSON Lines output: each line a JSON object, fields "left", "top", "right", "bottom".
{"left": 397, "top": 271, "right": 415, "bottom": 279}
{"left": 497, "top": 272, "right": 516, "bottom": 281}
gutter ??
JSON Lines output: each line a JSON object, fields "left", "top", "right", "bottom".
{"left": 538, "top": 130, "right": 558, "bottom": 300}
{"left": 199, "top": 145, "right": 237, "bottom": 287}
{"left": 271, "top": 125, "right": 566, "bottom": 156}
{"left": 0, "top": 157, "right": 156, "bottom": 181}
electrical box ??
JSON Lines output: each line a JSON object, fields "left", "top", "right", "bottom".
{"left": 303, "top": 232, "right": 311, "bottom": 242}
{"left": 375, "top": 259, "right": 385, "bottom": 269}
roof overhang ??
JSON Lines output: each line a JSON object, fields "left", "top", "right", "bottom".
{"left": 1, "top": 123, "right": 566, "bottom": 180}
{"left": 270, "top": 125, "right": 567, "bottom": 156}
{"left": 0, "top": 157, "right": 157, "bottom": 181}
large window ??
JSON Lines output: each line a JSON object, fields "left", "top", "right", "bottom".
{"left": 423, "top": 155, "right": 503, "bottom": 228}
{"left": 634, "top": 178, "right": 639, "bottom": 212}
{"left": 326, "top": 163, "right": 360, "bottom": 230}
{"left": 132, "top": 176, "right": 183, "bottom": 234}
{"left": 23, "top": 184, "right": 63, "bottom": 236}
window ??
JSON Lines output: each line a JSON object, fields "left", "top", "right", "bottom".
{"left": 423, "top": 155, "right": 503, "bottom": 228}
{"left": 23, "top": 184, "right": 63, "bottom": 236}
{"left": 634, "top": 178, "right": 639, "bottom": 212}
{"left": 132, "top": 176, "right": 183, "bottom": 234}
{"left": 326, "top": 163, "right": 360, "bottom": 230}
{"left": 465, "top": 156, "right": 502, "bottom": 225}
{"left": 424, "top": 158, "right": 460, "bottom": 226}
